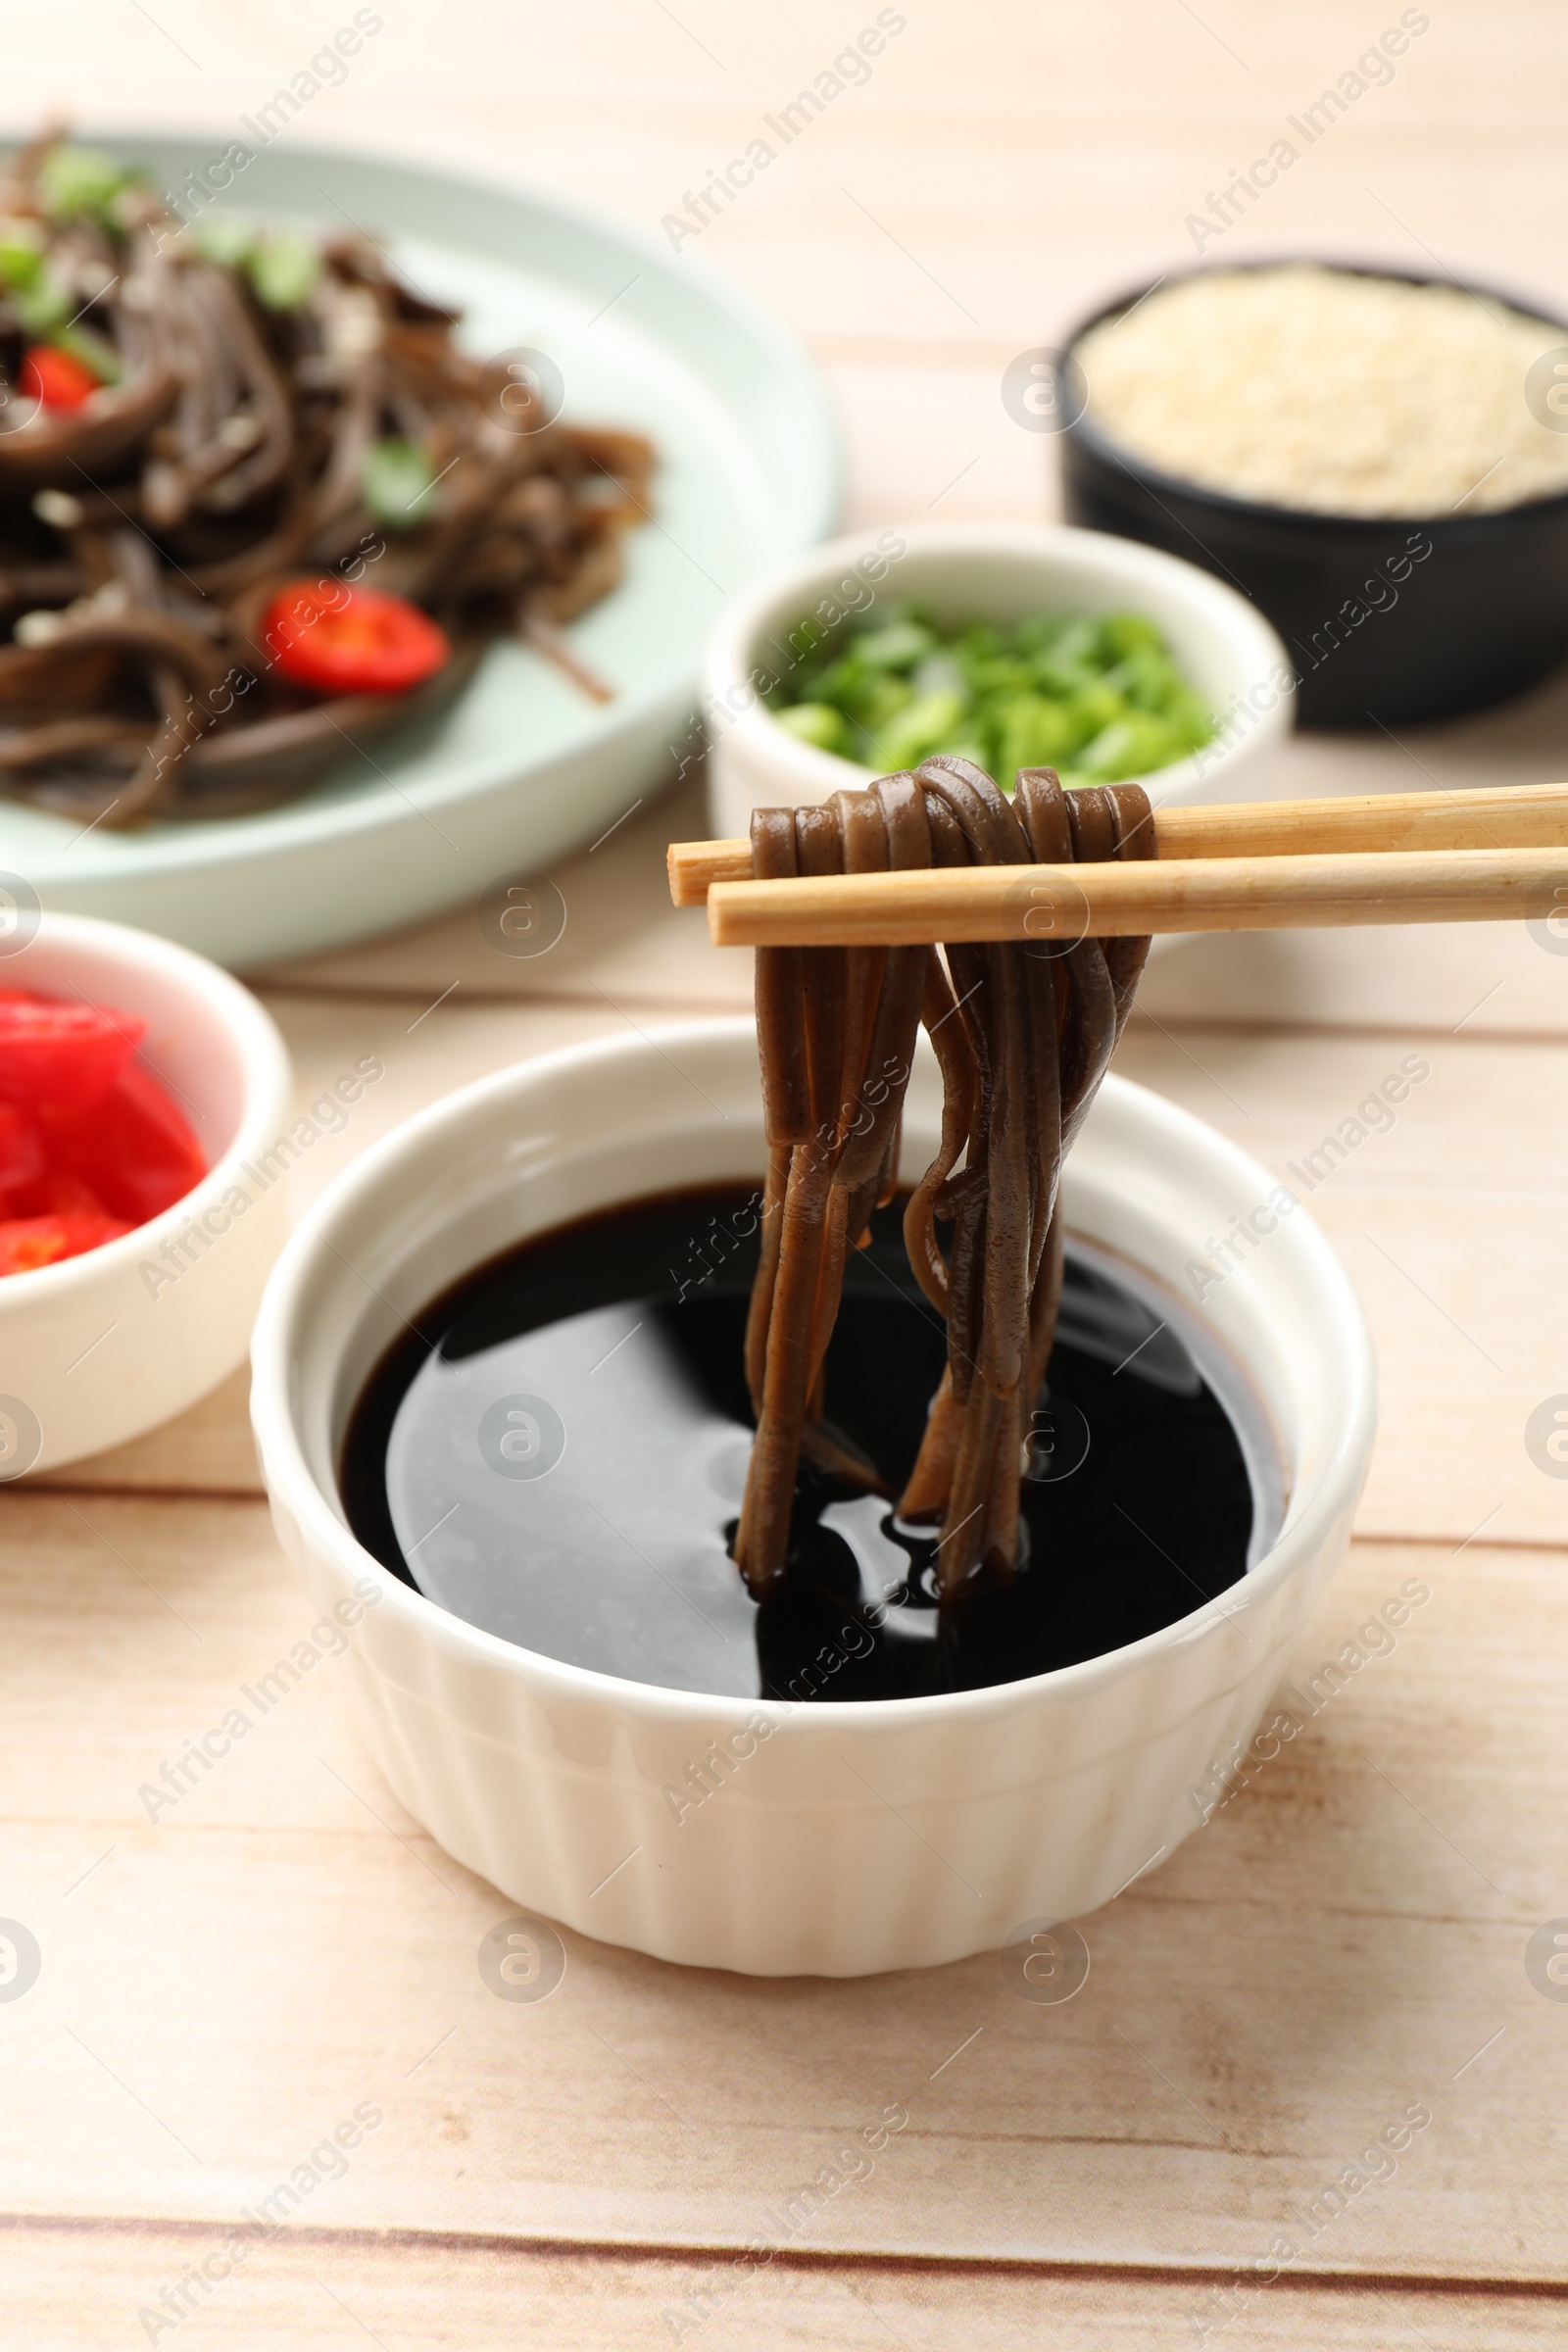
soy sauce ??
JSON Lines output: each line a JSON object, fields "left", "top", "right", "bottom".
{"left": 340, "top": 1185, "right": 1281, "bottom": 1701}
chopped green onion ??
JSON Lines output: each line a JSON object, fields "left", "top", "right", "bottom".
{"left": 766, "top": 601, "right": 1217, "bottom": 791}
{"left": 37, "top": 144, "right": 134, "bottom": 226}
{"left": 867, "top": 689, "right": 967, "bottom": 774}
{"left": 246, "top": 229, "right": 321, "bottom": 312}
{"left": 995, "top": 692, "right": 1078, "bottom": 781}
{"left": 0, "top": 220, "right": 44, "bottom": 291}
{"left": 1077, "top": 712, "right": 1186, "bottom": 782}
{"left": 191, "top": 211, "right": 258, "bottom": 270}
{"left": 774, "top": 702, "right": 850, "bottom": 755}
{"left": 852, "top": 618, "right": 937, "bottom": 671}
{"left": 12, "top": 271, "right": 73, "bottom": 336}
{"left": 1097, "top": 611, "right": 1166, "bottom": 661}
{"left": 362, "top": 437, "right": 438, "bottom": 528}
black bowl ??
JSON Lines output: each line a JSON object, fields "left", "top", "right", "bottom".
{"left": 1059, "top": 263, "right": 1568, "bottom": 726}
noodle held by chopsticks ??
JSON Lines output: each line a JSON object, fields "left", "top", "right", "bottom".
{"left": 735, "top": 758, "right": 1153, "bottom": 1605}
{"left": 0, "top": 136, "right": 653, "bottom": 823}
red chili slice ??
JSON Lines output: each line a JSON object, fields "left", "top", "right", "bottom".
{"left": 37, "top": 1060, "right": 206, "bottom": 1224}
{"left": 0, "top": 1209, "right": 130, "bottom": 1275}
{"left": 261, "top": 581, "right": 450, "bottom": 697}
{"left": 0, "top": 996, "right": 145, "bottom": 1109}
{"left": 20, "top": 344, "right": 100, "bottom": 413}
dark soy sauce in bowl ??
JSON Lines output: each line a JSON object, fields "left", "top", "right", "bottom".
{"left": 341, "top": 1185, "right": 1284, "bottom": 1701}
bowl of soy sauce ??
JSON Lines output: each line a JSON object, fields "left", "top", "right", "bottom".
{"left": 251, "top": 1018, "right": 1374, "bottom": 1977}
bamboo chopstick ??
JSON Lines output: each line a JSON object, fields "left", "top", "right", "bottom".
{"left": 703, "top": 846, "right": 1568, "bottom": 947}
{"left": 667, "top": 781, "right": 1568, "bottom": 907}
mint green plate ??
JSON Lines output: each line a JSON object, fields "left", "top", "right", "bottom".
{"left": 0, "top": 138, "right": 841, "bottom": 966}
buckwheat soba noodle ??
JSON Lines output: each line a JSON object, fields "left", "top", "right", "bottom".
{"left": 349, "top": 748, "right": 1268, "bottom": 1696}
{"left": 735, "top": 754, "right": 1155, "bottom": 1606}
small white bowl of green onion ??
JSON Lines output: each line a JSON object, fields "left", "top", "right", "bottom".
{"left": 702, "top": 523, "right": 1294, "bottom": 841}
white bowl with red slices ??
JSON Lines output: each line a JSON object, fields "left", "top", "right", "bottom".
{"left": 0, "top": 910, "right": 291, "bottom": 1475}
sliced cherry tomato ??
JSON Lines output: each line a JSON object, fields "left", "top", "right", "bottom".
{"left": 0, "top": 1209, "right": 130, "bottom": 1276}
{"left": 37, "top": 1060, "right": 206, "bottom": 1224}
{"left": 20, "top": 343, "right": 100, "bottom": 412}
{"left": 0, "top": 996, "right": 145, "bottom": 1109}
{"left": 261, "top": 580, "right": 450, "bottom": 697}
{"left": 0, "top": 1104, "right": 44, "bottom": 1193}
{"left": 9, "top": 1167, "right": 110, "bottom": 1219}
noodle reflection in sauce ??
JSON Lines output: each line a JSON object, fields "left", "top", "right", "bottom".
{"left": 736, "top": 756, "right": 1153, "bottom": 1605}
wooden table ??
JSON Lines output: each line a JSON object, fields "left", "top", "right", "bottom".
{"left": 6, "top": 7, "right": 1568, "bottom": 2342}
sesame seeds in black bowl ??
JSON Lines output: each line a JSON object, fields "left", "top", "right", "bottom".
{"left": 1059, "top": 261, "right": 1568, "bottom": 726}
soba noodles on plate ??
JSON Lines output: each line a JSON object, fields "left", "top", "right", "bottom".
{"left": 0, "top": 134, "right": 653, "bottom": 823}
{"left": 737, "top": 754, "right": 1153, "bottom": 1605}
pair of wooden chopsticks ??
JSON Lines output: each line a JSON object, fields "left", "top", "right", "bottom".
{"left": 667, "top": 784, "right": 1568, "bottom": 947}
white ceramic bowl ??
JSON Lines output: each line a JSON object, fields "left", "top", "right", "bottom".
{"left": 251, "top": 1018, "right": 1373, "bottom": 1978}
{"left": 703, "top": 522, "right": 1295, "bottom": 842}
{"left": 0, "top": 912, "right": 292, "bottom": 1475}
